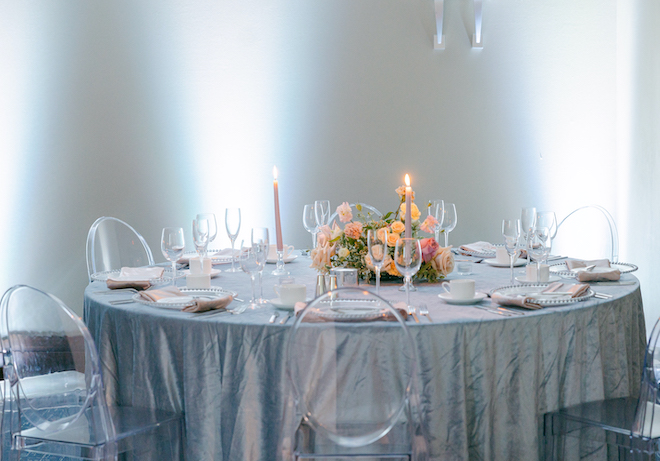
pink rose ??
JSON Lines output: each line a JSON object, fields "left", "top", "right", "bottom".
{"left": 419, "top": 238, "right": 439, "bottom": 263}
{"left": 336, "top": 202, "right": 353, "bottom": 223}
{"left": 420, "top": 215, "right": 438, "bottom": 234}
{"left": 344, "top": 221, "right": 364, "bottom": 240}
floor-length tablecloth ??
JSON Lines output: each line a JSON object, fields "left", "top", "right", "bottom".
{"left": 84, "top": 256, "right": 646, "bottom": 460}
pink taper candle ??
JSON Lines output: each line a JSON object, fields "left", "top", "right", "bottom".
{"left": 273, "top": 166, "right": 284, "bottom": 251}
{"left": 405, "top": 174, "right": 412, "bottom": 238}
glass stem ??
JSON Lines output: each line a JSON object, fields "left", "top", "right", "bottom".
{"left": 258, "top": 271, "right": 263, "bottom": 300}
{"left": 444, "top": 232, "right": 449, "bottom": 247}
{"left": 250, "top": 274, "right": 256, "bottom": 303}
{"left": 510, "top": 255, "right": 515, "bottom": 284}
{"left": 375, "top": 267, "right": 381, "bottom": 295}
{"left": 172, "top": 261, "right": 177, "bottom": 286}
{"left": 405, "top": 276, "right": 411, "bottom": 312}
{"left": 230, "top": 239, "right": 236, "bottom": 271}
{"left": 312, "top": 232, "right": 317, "bottom": 249}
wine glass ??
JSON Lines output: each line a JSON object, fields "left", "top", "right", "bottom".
{"left": 536, "top": 211, "right": 558, "bottom": 240}
{"left": 520, "top": 207, "right": 537, "bottom": 265}
{"left": 502, "top": 219, "right": 521, "bottom": 284}
{"left": 225, "top": 208, "right": 241, "bottom": 272}
{"left": 251, "top": 227, "right": 269, "bottom": 304}
{"left": 192, "top": 217, "right": 210, "bottom": 260}
{"left": 239, "top": 240, "right": 260, "bottom": 309}
{"left": 314, "top": 200, "right": 331, "bottom": 228}
{"left": 368, "top": 229, "right": 388, "bottom": 295}
{"left": 439, "top": 203, "right": 457, "bottom": 247}
{"left": 528, "top": 226, "right": 551, "bottom": 272}
{"left": 302, "top": 204, "right": 318, "bottom": 251}
{"left": 427, "top": 200, "right": 445, "bottom": 244}
{"left": 161, "top": 227, "right": 185, "bottom": 284}
{"left": 196, "top": 213, "right": 217, "bottom": 246}
{"left": 394, "top": 238, "right": 422, "bottom": 313}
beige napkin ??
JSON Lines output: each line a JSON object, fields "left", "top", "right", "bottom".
{"left": 542, "top": 282, "right": 590, "bottom": 297}
{"left": 293, "top": 301, "right": 409, "bottom": 322}
{"left": 138, "top": 286, "right": 233, "bottom": 313}
{"left": 491, "top": 293, "right": 543, "bottom": 310}
{"left": 564, "top": 259, "right": 620, "bottom": 282}
{"left": 460, "top": 242, "right": 496, "bottom": 253}
{"left": 106, "top": 267, "right": 164, "bottom": 290}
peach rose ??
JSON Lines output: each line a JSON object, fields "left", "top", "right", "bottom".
{"left": 385, "top": 257, "right": 401, "bottom": 277}
{"left": 399, "top": 203, "right": 421, "bottom": 221}
{"left": 391, "top": 221, "right": 405, "bottom": 234}
{"left": 338, "top": 247, "right": 350, "bottom": 258}
{"left": 310, "top": 240, "right": 336, "bottom": 273}
{"left": 336, "top": 202, "right": 353, "bottom": 223}
{"left": 376, "top": 227, "right": 388, "bottom": 244}
{"left": 344, "top": 221, "right": 363, "bottom": 240}
{"left": 387, "top": 232, "right": 400, "bottom": 247}
{"left": 431, "top": 246, "right": 455, "bottom": 276}
{"left": 395, "top": 185, "right": 415, "bottom": 201}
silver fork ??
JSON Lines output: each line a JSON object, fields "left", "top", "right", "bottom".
{"left": 418, "top": 304, "right": 432, "bottom": 322}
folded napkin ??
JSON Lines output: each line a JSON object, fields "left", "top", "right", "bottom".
{"left": 138, "top": 286, "right": 233, "bottom": 313}
{"left": 106, "top": 267, "right": 164, "bottom": 290}
{"left": 542, "top": 282, "right": 590, "bottom": 297}
{"left": 293, "top": 301, "right": 409, "bottom": 322}
{"left": 564, "top": 259, "right": 620, "bottom": 282}
{"left": 460, "top": 242, "right": 496, "bottom": 253}
{"left": 179, "top": 249, "right": 241, "bottom": 265}
{"left": 491, "top": 293, "right": 543, "bottom": 310}
{"left": 492, "top": 282, "right": 590, "bottom": 310}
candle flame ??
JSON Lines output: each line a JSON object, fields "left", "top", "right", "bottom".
{"left": 405, "top": 174, "right": 410, "bottom": 186}
{"left": 273, "top": 166, "right": 278, "bottom": 180}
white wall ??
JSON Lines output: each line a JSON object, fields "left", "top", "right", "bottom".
{"left": 0, "top": 0, "right": 656, "bottom": 327}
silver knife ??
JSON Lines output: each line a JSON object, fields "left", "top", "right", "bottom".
{"left": 268, "top": 312, "right": 279, "bottom": 324}
{"left": 280, "top": 313, "right": 291, "bottom": 324}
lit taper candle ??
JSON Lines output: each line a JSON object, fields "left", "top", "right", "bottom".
{"left": 405, "top": 174, "right": 412, "bottom": 238}
{"left": 273, "top": 166, "right": 284, "bottom": 251}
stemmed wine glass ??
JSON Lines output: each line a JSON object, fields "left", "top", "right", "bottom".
{"left": 440, "top": 203, "right": 457, "bottom": 247}
{"left": 239, "top": 240, "right": 261, "bottom": 309}
{"left": 394, "top": 238, "right": 423, "bottom": 313}
{"left": 314, "top": 200, "right": 330, "bottom": 228}
{"left": 502, "top": 219, "right": 521, "bottom": 284}
{"left": 528, "top": 226, "right": 551, "bottom": 272}
{"left": 302, "top": 204, "right": 319, "bottom": 251}
{"left": 520, "top": 207, "right": 537, "bottom": 266}
{"left": 251, "top": 227, "right": 269, "bottom": 304}
{"left": 536, "top": 211, "right": 558, "bottom": 240}
{"left": 225, "top": 208, "right": 241, "bottom": 272}
{"left": 192, "top": 217, "right": 210, "bottom": 260}
{"left": 428, "top": 200, "right": 445, "bottom": 245}
{"left": 196, "top": 213, "right": 217, "bottom": 247}
{"left": 161, "top": 227, "right": 185, "bottom": 284}
{"left": 367, "top": 229, "right": 388, "bottom": 295}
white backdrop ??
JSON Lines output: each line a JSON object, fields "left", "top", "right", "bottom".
{"left": 0, "top": 0, "right": 657, "bottom": 329}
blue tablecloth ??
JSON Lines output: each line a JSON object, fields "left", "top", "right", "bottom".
{"left": 83, "top": 255, "right": 646, "bottom": 460}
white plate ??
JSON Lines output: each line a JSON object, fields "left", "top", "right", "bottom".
{"left": 182, "top": 268, "right": 221, "bottom": 278}
{"left": 549, "top": 261, "right": 638, "bottom": 278}
{"left": 271, "top": 298, "right": 310, "bottom": 310}
{"left": 490, "top": 284, "right": 595, "bottom": 306}
{"left": 266, "top": 255, "right": 298, "bottom": 264}
{"left": 514, "top": 274, "right": 561, "bottom": 283}
{"left": 483, "top": 258, "right": 526, "bottom": 268}
{"left": 132, "top": 288, "right": 236, "bottom": 309}
{"left": 438, "top": 292, "right": 488, "bottom": 305}
{"left": 91, "top": 270, "right": 171, "bottom": 284}
{"left": 181, "top": 251, "right": 235, "bottom": 265}
{"left": 312, "top": 306, "right": 386, "bottom": 321}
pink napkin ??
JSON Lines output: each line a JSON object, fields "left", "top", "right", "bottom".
{"left": 138, "top": 286, "right": 233, "bottom": 313}
{"left": 491, "top": 293, "right": 543, "bottom": 310}
{"left": 542, "top": 282, "right": 590, "bottom": 297}
{"left": 565, "top": 259, "right": 611, "bottom": 270}
{"left": 564, "top": 260, "right": 620, "bottom": 282}
{"left": 106, "top": 267, "right": 164, "bottom": 290}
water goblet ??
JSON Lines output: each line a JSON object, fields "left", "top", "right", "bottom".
{"left": 314, "top": 200, "right": 331, "bottom": 227}
{"left": 521, "top": 207, "right": 537, "bottom": 265}
{"left": 225, "top": 208, "right": 241, "bottom": 272}
{"left": 192, "top": 217, "right": 210, "bottom": 260}
{"left": 251, "top": 227, "right": 269, "bottom": 304}
{"left": 427, "top": 200, "right": 445, "bottom": 245}
{"left": 440, "top": 203, "right": 457, "bottom": 247}
{"left": 196, "top": 213, "right": 217, "bottom": 244}
{"left": 239, "top": 240, "right": 260, "bottom": 309}
{"left": 302, "top": 204, "right": 318, "bottom": 251}
{"left": 528, "top": 226, "right": 551, "bottom": 272}
{"left": 161, "top": 227, "right": 185, "bottom": 284}
{"left": 394, "top": 238, "right": 423, "bottom": 313}
{"left": 502, "top": 219, "right": 521, "bottom": 284}
{"left": 536, "top": 211, "right": 558, "bottom": 240}
{"left": 367, "top": 229, "right": 388, "bottom": 295}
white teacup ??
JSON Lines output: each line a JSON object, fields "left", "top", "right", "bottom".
{"left": 526, "top": 264, "right": 549, "bottom": 282}
{"left": 268, "top": 244, "right": 295, "bottom": 260}
{"left": 274, "top": 283, "right": 306, "bottom": 306}
{"left": 441, "top": 279, "right": 476, "bottom": 300}
{"left": 495, "top": 247, "right": 510, "bottom": 264}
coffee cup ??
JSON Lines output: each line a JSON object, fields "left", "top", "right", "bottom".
{"left": 274, "top": 283, "right": 307, "bottom": 306}
{"left": 441, "top": 279, "right": 475, "bottom": 300}
{"left": 268, "top": 244, "right": 295, "bottom": 260}
{"left": 526, "top": 264, "right": 549, "bottom": 282}
{"left": 495, "top": 248, "right": 510, "bottom": 264}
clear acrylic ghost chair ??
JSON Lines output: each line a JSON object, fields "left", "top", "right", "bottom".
{"left": 86, "top": 217, "right": 155, "bottom": 281}
{"left": 544, "top": 316, "right": 660, "bottom": 460}
{"left": 553, "top": 205, "right": 619, "bottom": 262}
{"left": 328, "top": 204, "right": 382, "bottom": 228}
{"left": 284, "top": 287, "right": 428, "bottom": 460}
{"left": 0, "top": 285, "right": 182, "bottom": 460}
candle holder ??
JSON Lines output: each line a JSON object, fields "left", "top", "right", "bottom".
{"left": 272, "top": 250, "right": 289, "bottom": 276}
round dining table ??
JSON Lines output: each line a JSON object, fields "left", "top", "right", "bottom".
{"left": 83, "top": 253, "right": 646, "bottom": 461}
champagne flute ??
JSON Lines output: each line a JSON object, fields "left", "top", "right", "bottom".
{"left": 502, "top": 219, "right": 521, "bottom": 284}
{"left": 440, "top": 203, "right": 457, "bottom": 247}
{"left": 225, "top": 208, "right": 241, "bottom": 272}
{"left": 368, "top": 229, "right": 388, "bottom": 295}
{"left": 394, "top": 238, "right": 423, "bottom": 313}
{"left": 521, "top": 207, "right": 537, "bottom": 266}
{"left": 302, "top": 204, "right": 318, "bottom": 251}
{"left": 314, "top": 200, "right": 331, "bottom": 228}
{"left": 192, "top": 217, "right": 210, "bottom": 260}
{"left": 428, "top": 200, "right": 445, "bottom": 245}
{"left": 251, "top": 227, "right": 269, "bottom": 304}
{"left": 161, "top": 227, "right": 185, "bottom": 284}
{"left": 239, "top": 240, "right": 260, "bottom": 309}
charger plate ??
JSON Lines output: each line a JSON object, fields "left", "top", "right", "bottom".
{"left": 549, "top": 261, "right": 638, "bottom": 278}
{"left": 91, "top": 269, "right": 171, "bottom": 285}
{"left": 490, "top": 284, "right": 595, "bottom": 307}
{"left": 132, "top": 287, "right": 237, "bottom": 309}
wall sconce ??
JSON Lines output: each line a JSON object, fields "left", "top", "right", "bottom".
{"left": 434, "top": 0, "right": 484, "bottom": 50}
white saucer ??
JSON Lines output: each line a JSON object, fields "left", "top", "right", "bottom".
{"left": 266, "top": 255, "right": 298, "bottom": 264}
{"left": 515, "top": 274, "right": 561, "bottom": 283}
{"left": 484, "top": 258, "right": 526, "bottom": 268}
{"left": 438, "top": 292, "right": 487, "bottom": 305}
{"left": 271, "top": 298, "right": 309, "bottom": 310}
{"left": 182, "top": 268, "right": 221, "bottom": 278}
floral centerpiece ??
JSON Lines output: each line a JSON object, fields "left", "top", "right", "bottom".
{"left": 310, "top": 185, "right": 455, "bottom": 282}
